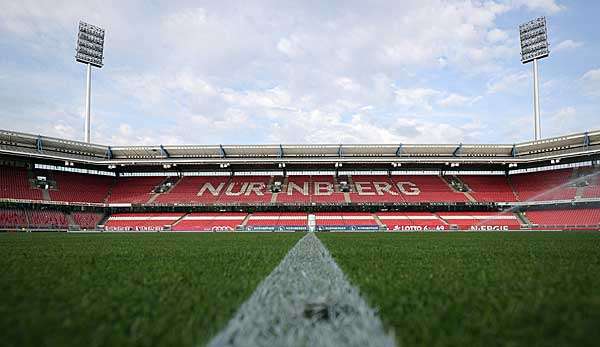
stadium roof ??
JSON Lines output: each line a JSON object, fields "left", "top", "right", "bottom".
{"left": 1, "top": 129, "right": 600, "bottom": 170}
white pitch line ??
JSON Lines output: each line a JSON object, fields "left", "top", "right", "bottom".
{"left": 208, "top": 233, "right": 396, "bottom": 347}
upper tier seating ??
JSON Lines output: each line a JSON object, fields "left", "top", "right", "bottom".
{"left": 217, "top": 176, "right": 273, "bottom": 204}
{"left": 3, "top": 167, "right": 598, "bottom": 205}
{"left": 459, "top": 175, "right": 518, "bottom": 202}
{"left": 348, "top": 175, "right": 405, "bottom": 203}
{"left": 582, "top": 171, "right": 600, "bottom": 199}
{"left": 154, "top": 176, "right": 227, "bottom": 204}
{"left": 107, "top": 176, "right": 164, "bottom": 204}
{"left": 104, "top": 213, "right": 184, "bottom": 231}
{"left": 389, "top": 175, "right": 468, "bottom": 202}
{"left": 0, "top": 166, "right": 42, "bottom": 200}
{"left": 276, "top": 176, "right": 312, "bottom": 204}
{"left": 50, "top": 172, "right": 113, "bottom": 203}
{"left": 171, "top": 212, "right": 247, "bottom": 231}
{"left": 525, "top": 208, "right": 600, "bottom": 229}
{"left": 510, "top": 169, "right": 576, "bottom": 201}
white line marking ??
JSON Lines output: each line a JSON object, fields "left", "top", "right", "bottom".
{"left": 208, "top": 233, "right": 395, "bottom": 347}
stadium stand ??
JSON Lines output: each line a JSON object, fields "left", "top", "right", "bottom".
{"left": 376, "top": 212, "right": 447, "bottom": 231}
{"left": 154, "top": 176, "right": 225, "bottom": 204}
{"left": 315, "top": 212, "right": 379, "bottom": 231}
{"left": 0, "top": 208, "right": 28, "bottom": 229}
{"left": 276, "top": 175, "right": 312, "bottom": 204}
{"left": 71, "top": 212, "right": 104, "bottom": 229}
{"left": 107, "top": 176, "right": 164, "bottom": 204}
{"left": 27, "top": 210, "right": 68, "bottom": 229}
{"left": 49, "top": 171, "right": 112, "bottom": 203}
{"left": 459, "top": 175, "right": 518, "bottom": 202}
{"left": 245, "top": 212, "right": 308, "bottom": 231}
{"left": 347, "top": 175, "right": 404, "bottom": 203}
{"left": 217, "top": 176, "right": 273, "bottom": 204}
{"left": 171, "top": 212, "right": 247, "bottom": 231}
{"left": 309, "top": 175, "right": 347, "bottom": 204}
{"left": 525, "top": 209, "right": 600, "bottom": 230}
{"left": 510, "top": 169, "right": 577, "bottom": 201}
{"left": 104, "top": 213, "right": 184, "bottom": 231}
{"left": 437, "top": 212, "right": 522, "bottom": 230}
{"left": 389, "top": 175, "right": 468, "bottom": 202}
{"left": 0, "top": 166, "right": 43, "bottom": 200}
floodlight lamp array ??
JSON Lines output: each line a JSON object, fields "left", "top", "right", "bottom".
{"left": 75, "top": 21, "right": 105, "bottom": 68}
{"left": 519, "top": 17, "right": 549, "bottom": 64}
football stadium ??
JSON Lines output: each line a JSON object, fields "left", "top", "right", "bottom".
{"left": 2, "top": 1, "right": 600, "bottom": 347}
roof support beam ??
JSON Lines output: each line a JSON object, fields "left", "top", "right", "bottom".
{"left": 395, "top": 144, "right": 403, "bottom": 157}
{"left": 105, "top": 146, "right": 113, "bottom": 160}
{"left": 219, "top": 144, "right": 226, "bottom": 158}
{"left": 452, "top": 143, "right": 463, "bottom": 157}
{"left": 338, "top": 145, "right": 343, "bottom": 157}
{"left": 36, "top": 135, "right": 43, "bottom": 152}
{"left": 160, "top": 145, "right": 170, "bottom": 158}
{"left": 584, "top": 132, "right": 590, "bottom": 148}
{"left": 278, "top": 144, "right": 284, "bottom": 159}
{"left": 511, "top": 144, "right": 517, "bottom": 158}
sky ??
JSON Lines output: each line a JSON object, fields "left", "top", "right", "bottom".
{"left": 0, "top": 0, "right": 599, "bottom": 146}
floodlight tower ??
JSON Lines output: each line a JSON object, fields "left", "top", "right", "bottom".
{"left": 519, "top": 17, "right": 550, "bottom": 141}
{"left": 75, "top": 21, "right": 105, "bottom": 143}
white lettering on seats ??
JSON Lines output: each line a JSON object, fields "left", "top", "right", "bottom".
{"left": 287, "top": 182, "right": 308, "bottom": 195}
{"left": 314, "top": 182, "right": 333, "bottom": 195}
{"left": 373, "top": 182, "right": 398, "bottom": 195}
{"left": 197, "top": 182, "right": 225, "bottom": 196}
{"left": 245, "top": 183, "right": 265, "bottom": 196}
{"left": 225, "top": 182, "right": 248, "bottom": 196}
{"left": 355, "top": 182, "right": 375, "bottom": 195}
{"left": 396, "top": 182, "right": 420, "bottom": 195}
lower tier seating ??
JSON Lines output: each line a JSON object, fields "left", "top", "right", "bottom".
{"left": 525, "top": 209, "right": 600, "bottom": 230}
{"left": 245, "top": 212, "right": 308, "bottom": 231}
{"left": 171, "top": 213, "right": 247, "bottom": 231}
{"left": 71, "top": 212, "right": 104, "bottom": 229}
{"left": 104, "top": 213, "right": 184, "bottom": 231}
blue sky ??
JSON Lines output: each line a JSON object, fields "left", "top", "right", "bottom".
{"left": 0, "top": 0, "right": 599, "bottom": 145}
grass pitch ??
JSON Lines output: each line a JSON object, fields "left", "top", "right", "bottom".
{"left": 0, "top": 232, "right": 302, "bottom": 347}
{"left": 319, "top": 232, "right": 600, "bottom": 347}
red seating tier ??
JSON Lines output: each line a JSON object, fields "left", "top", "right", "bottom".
{"left": 0, "top": 167, "right": 42, "bottom": 200}
{"left": 107, "top": 177, "right": 164, "bottom": 204}
{"left": 525, "top": 209, "right": 600, "bottom": 229}
{"left": 50, "top": 171, "right": 112, "bottom": 203}
{"left": 510, "top": 169, "right": 576, "bottom": 201}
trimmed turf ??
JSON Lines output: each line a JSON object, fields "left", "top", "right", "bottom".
{"left": 0, "top": 232, "right": 302, "bottom": 347}
{"left": 319, "top": 232, "right": 600, "bottom": 347}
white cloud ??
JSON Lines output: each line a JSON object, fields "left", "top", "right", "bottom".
{"left": 552, "top": 107, "right": 576, "bottom": 122}
{"left": 554, "top": 40, "right": 584, "bottom": 52}
{"left": 511, "top": 0, "right": 564, "bottom": 14}
{"left": 437, "top": 93, "right": 481, "bottom": 108}
{"left": 0, "top": 0, "right": 580, "bottom": 145}
{"left": 487, "top": 72, "right": 529, "bottom": 94}
{"left": 395, "top": 88, "right": 440, "bottom": 110}
{"left": 487, "top": 28, "right": 508, "bottom": 43}
{"left": 581, "top": 69, "right": 600, "bottom": 97}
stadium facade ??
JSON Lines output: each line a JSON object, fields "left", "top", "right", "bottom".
{"left": 1, "top": 129, "right": 600, "bottom": 232}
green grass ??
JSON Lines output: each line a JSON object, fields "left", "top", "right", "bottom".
{"left": 319, "top": 232, "right": 600, "bottom": 347}
{"left": 0, "top": 232, "right": 302, "bottom": 347}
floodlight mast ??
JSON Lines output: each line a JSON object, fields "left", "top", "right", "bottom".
{"left": 84, "top": 63, "right": 91, "bottom": 143}
{"left": 519, "top": 17, "right": 549, "bottom": 141}
{"left": 75, "top": 21, "right": 105, "bottom": 143}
